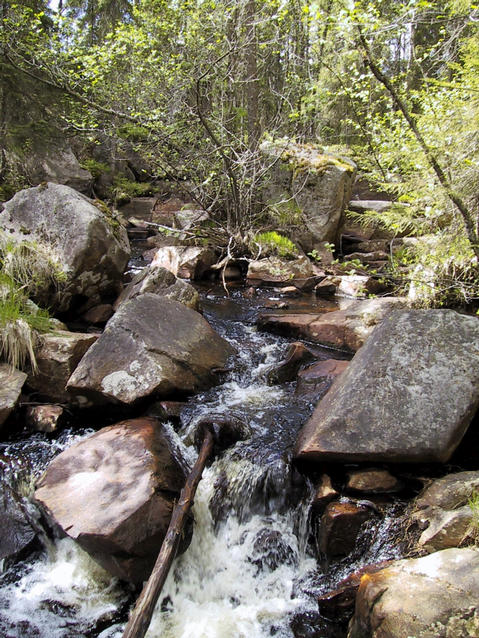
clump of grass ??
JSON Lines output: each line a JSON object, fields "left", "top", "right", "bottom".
{"left": 254, "top": 231, "right": 298, "bottom": 259}
{"left": 0, "top": 233, "right": 63, "bottom": 371}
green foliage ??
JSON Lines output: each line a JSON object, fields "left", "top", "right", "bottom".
{"left": 110, "top": 177, "right": 153, "bottom": 204}
{"left": 80, "top": 158, "right": 109, "bottom": 178}
{"left": 254, "top": 231, "right": 298, "bottom": 259}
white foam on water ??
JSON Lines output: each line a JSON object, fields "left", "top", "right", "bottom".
{"left": 0, "top": 537, "right": 126, "bottom": 638}
{"left": 144, "top": 469, "right": 317, "bottom": 638}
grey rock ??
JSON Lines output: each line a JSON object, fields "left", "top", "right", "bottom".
{"left": 27, "top": 331, "right": 98, "bottom": 403}
{"left": 0, "top": 364, "right": 27, "bottom": 428}
{"left": 20, "top": 145, "right": 92, "bottom": 194}
{"left": 67, "top": 294, "right": 234, "bottom": 405}
{"left": 151, "top": 245, "right": 216, "bottom": 280}
{"left": 295, "top": 309, "right": 479, "bottom": 464}
{"left": 114, "top": 264, "right": 199, "bottom": 311}
{"left": 410, "top": 471, "right": 479, "bottom": 552}
{"left": 347, "top": 200, "right": 392, "bottom": 213}
{"left": 348, "top": 548, "right": 479, "bottom": 638}
{"left": 247, "top": 256, "right": 316, "bottom": 285}
{"left": 0, "top": 483, "right": 36, "bottom": 561}
{"left": 261, "top": 140, "right": 356, "bottom": 249}
{"left": 1, "top": 183, "right": 130, "bottom": 312}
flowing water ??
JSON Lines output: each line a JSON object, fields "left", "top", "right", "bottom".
{"left": 0, "top": 286, "right": 404, "bottom": 638}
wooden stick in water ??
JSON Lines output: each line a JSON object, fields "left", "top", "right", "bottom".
{"left": 122, "top": 428, "right": 215, "bottom": 638}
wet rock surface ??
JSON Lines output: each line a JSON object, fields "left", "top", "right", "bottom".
{"left": 67, "top": 294, "right": 235, "bottom": 404}
{"left": 318, "top": 501, "right": 374, "bottom": 558}
{"left": 34, "top": 417, "right": 188, "bottom": 583}
{"left": 295, "top": 309, "right": 479, "bottom": 463}
{"left": 0, "top": 483, "right": 36, "bottom": 562}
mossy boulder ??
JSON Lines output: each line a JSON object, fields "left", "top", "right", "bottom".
{"left": 260, "top": 140, "right": 356, "bottom": 250}
{"left": 1, "top": 183, "right": 130, "bottom": 313}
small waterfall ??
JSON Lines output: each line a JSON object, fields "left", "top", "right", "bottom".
{"left": 0, "top": 289, "right": 406, "bottom": 637}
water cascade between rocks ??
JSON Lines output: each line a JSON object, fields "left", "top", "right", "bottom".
{"left": 0, "top": 288, "right": 406, "bottom": 638}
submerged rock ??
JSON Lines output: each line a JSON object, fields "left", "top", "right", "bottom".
{"left": 0, "top": 183, "right": 130, "bottom": 313}
{"left": 295, "top": 309, "right": 479, "bottom": 464}
{"left": 67, "top": 294, "right": 234, "bottom": 405}
{"left": 34, "top": 417, "right": 188, "bottom": 583}
{"left": 348, "top": 548, "right": 479, "bottom": 638}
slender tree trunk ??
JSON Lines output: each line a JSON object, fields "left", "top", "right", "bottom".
{"left": 245, "top": 0, "right": 260, "bottom": 148}
{"left": 357, "top": 28, "right": 479, "bottom": 259}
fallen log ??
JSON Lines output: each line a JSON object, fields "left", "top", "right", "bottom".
{"left": 121, "top": 427, "right": 214, "bottom": 638}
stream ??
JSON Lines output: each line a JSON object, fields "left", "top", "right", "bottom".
{"left": 0, "top": 285, "right": 405, "bottom": 638}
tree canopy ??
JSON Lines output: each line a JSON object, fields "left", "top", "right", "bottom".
{"left": 2, "top": 0, "right": 479, "bottom": 305}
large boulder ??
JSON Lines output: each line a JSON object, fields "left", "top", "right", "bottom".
{"left": 67, "top": 294, "right": 234, "bottom": 405}
{"left": 260, "top": 140, "right": 356, "bottom": 250}
{"left": 0, "top": 364, "right": 27, "bottom": 428}
{"left": 1, "top": 183, "right": 130, "bottom": 312}
{"left": 27, "top": 331, "right": 98, "bottom": 403}
{"left": 113, "top": 264, "right": 199, "bottom": 311}
{"left": 259, "top": 298, "right": 404, "bottom": 352}
{"left": 18, "top": 144, "right": 93, "bottom": 194}
{"left": 34, "top": 418, "right": 187, "bottom": 583}
{"left": 348, "top": 548, "right": 479, "bottom": 638}
{"left": 295, "top": 309, "right": 479, "bottom": 464}
{"left": 410, "top": 471, "right": 479, "bottom": 552}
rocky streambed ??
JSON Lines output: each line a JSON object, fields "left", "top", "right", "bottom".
{"left": 1, "top": 183, "right": 479, "bottom": 638}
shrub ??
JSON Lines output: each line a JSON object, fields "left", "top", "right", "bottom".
{"left": 254, "top": 231, "right": 298, "bottom": 259}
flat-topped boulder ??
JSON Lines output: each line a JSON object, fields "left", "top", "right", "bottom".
{"left": 34, "top": 418, "right": 187, "bottom": 583}
{"left": 246, "top": 256, "right": 316, "bottom": 285}
{"left": 259, "top": 297, "right": 404, "bottom": 352}
{"left": 67, "top": 294, "right": 234, "bottom": 405}
{"left": 295, "top": 309, "right": 479, "bottom": 464}
{"left": 348, "top": 548, "right": 479, "bottom": 638}
{"left": 0, "top": 183, "right": 130, "bottom": 312}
